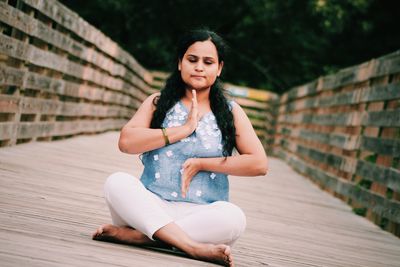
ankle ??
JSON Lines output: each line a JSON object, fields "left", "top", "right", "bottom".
{"left": 186, "top": 242, "right": 207, "bottom": 257}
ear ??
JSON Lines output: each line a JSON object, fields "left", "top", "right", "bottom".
{"left": 178, "top": 59, "right": 182, "bottom": 71}
{"left": 217, "top": 61, "right": 224, "bottom": 77}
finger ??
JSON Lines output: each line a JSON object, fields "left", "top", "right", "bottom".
{"left": 181, "top": 180, "right": 188, "bottom": 197}
{"left": 192, "top": 89, "right": 197, "bottom": 102}
{"left": 181, "top": 173, "right": 187, "bottom": 197}
{"left": 192, "top": 90, "right": 198, "bottom": 108}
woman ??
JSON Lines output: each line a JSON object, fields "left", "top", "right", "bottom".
{"left": 92, "top": 29, "right": 268, "bottom": 266}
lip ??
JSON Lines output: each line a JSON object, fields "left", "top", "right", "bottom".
{"left": 191, "top": 75, "right": 206, "bottom": 79}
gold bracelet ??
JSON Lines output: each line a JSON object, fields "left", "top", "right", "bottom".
{"left": 161, "top": 127, "right": 170, "bottom": 146}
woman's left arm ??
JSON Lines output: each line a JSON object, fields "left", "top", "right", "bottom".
{"left": 184, "top": 102, "right": 268, "bottom": 176}
{"left": 201, "top": 102, "right": 268, "bottom": 176}
{"left": 181, "top": 102, "right": 268, "bottom": 196}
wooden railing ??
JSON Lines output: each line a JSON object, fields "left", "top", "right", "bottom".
{"left": 0, "top": 0, "right": 155, "bottom": 146}
{"left": 223, "top": 83, "right": 278, "bottom": 153}
{"left": 274, "top": 50, "right": 400, "bottom": 236}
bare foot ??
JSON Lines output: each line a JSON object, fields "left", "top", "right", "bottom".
{"left": 92, "top": 224, "right": 153, "bottom": 246}
{"left": 190, "top": 244, "right": 233, "bottom": 266}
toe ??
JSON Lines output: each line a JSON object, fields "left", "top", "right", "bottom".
{"left": 92, "top": 226, "right": 105, "bottom": 239}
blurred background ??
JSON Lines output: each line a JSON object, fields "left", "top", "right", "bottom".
{"left": 61, "top": 0, "right": 400, "bottom": 94}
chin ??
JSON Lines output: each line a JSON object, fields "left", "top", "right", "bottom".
{"left": 188, "top": 83, "right": 210, "bottom": 90}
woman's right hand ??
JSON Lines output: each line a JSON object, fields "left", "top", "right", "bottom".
{"left": 185, "top": 90, "right": 200, "bottom": 133}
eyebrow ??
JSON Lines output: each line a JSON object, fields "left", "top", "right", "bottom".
{"left": 187, "top": 54, "right": 216, "bottom": 60}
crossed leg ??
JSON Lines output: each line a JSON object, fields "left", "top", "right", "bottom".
{"left": 93, "top": 223, "right": 232, "bottom": 266}
{"left": 92, "top": 172, "right": 245, "bottom": 266}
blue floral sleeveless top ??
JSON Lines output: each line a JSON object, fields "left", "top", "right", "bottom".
{"left": 140, "top": 100, "right": 234, "bottom": 204}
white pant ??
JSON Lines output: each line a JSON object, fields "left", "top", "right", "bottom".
{"left": 103, "top": 172, "right": 246, "bottom": 246}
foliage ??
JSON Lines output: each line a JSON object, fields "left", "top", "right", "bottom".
{"left": 352, "top": 207, "right": 367, "bottom": 216}
{"left": 61, "top": 0, "right": 400, "bottom": 94}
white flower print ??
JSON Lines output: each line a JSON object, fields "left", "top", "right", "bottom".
{"left": 153, "top": 154, "right": 159, "bottom": 161}
{"left": 155, "top": 172, "right": 160, "bottom": 179}
{"left": 196, "top": 190, "right": 202, "bottom": 197}
{"left": 171, "top": 191, "right": 178, "bottom": 198}
{"left": 166, "top": 150, "right": 173, "bottom": 157}
{"left": 210, "top": 173, "right": 216, "bottom": 179}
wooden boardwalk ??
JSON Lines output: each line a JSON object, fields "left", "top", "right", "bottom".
{"left": 0, "top": 132, "right": 399, "bottom": 267}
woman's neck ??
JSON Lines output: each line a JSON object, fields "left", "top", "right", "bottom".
{"left": 181, "top": 87, "right": 211, "bottom": 116}
{"left": 183, "top": 87, "right": 210, "bottom": 104}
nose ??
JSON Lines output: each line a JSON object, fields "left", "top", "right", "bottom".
{"left": 194, "top": 62, "right": 204, "bottom": 72}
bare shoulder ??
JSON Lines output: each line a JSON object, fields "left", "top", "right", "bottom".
{"left": 230, "top": 100, "right": 254, "bottom": 134}
{"left": 230, "top": 100, "right": 247, "bottom": 119}
{"left": 230, "top": 100, "right": 265, "bottom": 156}
{"left": 124, "top": 92, "right": 160, "bottom": 128}
{"left": 143, "top": 92, "right": 161, "bottom": 107}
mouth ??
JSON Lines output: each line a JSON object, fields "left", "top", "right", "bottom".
{"left": 191, "top": 75, "right": 206, "bottom": 79}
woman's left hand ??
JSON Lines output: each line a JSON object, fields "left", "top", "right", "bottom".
{"left": 181, "top": 158, "right": 202, "bottom": 198}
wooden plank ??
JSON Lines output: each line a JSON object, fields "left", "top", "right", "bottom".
{"left": 278, "top": 110, "right": 400, "bottom": 127}
{"left": 0, "top": 94, "right": 20, "bottom": 113}
{"left": 234, "top": 97, "right": 267, "bottom": 110}
{"left": 297, "top": 130, "right": 360, "bottom": 150}
{"left": 151, "top": 70, "right": 169, "bottom": 80}
{"left": 362, "top": 109, "right": 400, "bottom": 127}
{"left": 1, "top": 132, "right": 400, "bottom": 266}
{"left": 296, "top": 145, "right": 347, "bottom": 171}
{"left": 360, "top": 83, "right": 400, "bottom": 102}
{"left": 0, "top": 122, "right": 16, "bottom": 140}
{"left": 0, "top": 64, "right": 144, "bottom": 107}
{"left": 249, "top": 118, "right": 268, "bottom": 129}
{"left": 0, "top": 72, "right": 138, "bottom": 110}
{"left": 281, "top": 50, "right": 400, "bottom": 99}
{"left": 0, "top": 34, "right": 152, "bottom": 96}
{"left": 224, "top": 83, "right": 279, "bottom": 102}
{"left": 241, "top": 107, "right": 268, "bottom": 119}
{"left": 299, "top": 83, "right": 400, "bottom": 109}
{"left": 15, "top": 97, "right": 132, "bottom": 117}
{"left": 286, "top": 153, "right": 400, "bottom": 223}
{"left": 11, "top": 119, "right": 125, "bottom": 139}
{"left": 0, "top": 63, "right": 26, "bottom": 86}
{"left": 373, "top": 52, "right": 400, "bottom": 77}
{"left": 360, "top": 136, "right": 400, "bottom": 157}
{"left": 355, "top": 160, "right": 400, "bottom": 192}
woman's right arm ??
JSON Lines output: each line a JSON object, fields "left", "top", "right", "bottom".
{"left": 118, "top": 93, "right": 197, "bottom": 154}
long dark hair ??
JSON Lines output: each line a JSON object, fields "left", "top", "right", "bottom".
{"left": 150, "top": 29, "right": 236, "bottom": 157}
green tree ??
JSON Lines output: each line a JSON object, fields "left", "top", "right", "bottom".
{"left": 61, "top": 0, "right": 400, "bottom": 94}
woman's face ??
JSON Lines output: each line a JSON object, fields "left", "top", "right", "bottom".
{"left": 178, "top": 40, "right": 223, "bottom": 91}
